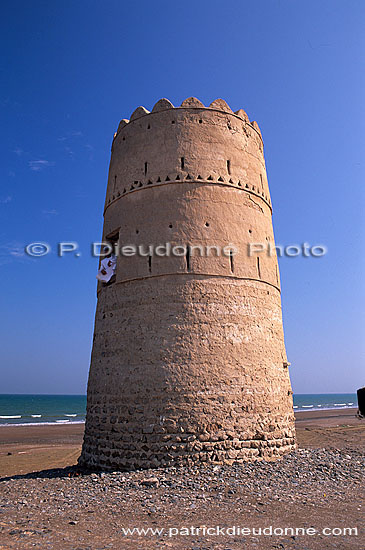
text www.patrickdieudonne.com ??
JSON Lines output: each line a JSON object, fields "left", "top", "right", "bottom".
{"left": 120, "top": 525, "right": 359, "bottom": 537}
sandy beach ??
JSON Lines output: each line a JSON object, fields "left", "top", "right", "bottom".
{"left": 0, "top": 409, "right": 364, "bottom": 549}
{"left": 0, "top": 409, "right": 362, "bottom": 478}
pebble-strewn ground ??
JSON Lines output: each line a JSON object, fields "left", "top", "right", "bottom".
{"left": 0, "top": 447, "right": 364, "bottom": 550}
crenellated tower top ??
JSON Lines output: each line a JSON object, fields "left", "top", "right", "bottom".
{"left": 106, "top": 97, "right": 270, "bottom": 214}
{"left": 113, "top": 97, "right": 262, "bottom": 142}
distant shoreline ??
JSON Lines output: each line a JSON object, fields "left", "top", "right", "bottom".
{"left": 0, "top": 420, "right": 85, "bottom": 428}
{"left": 295, "top": 407, "right": 358, "bottom": 420}
{"left": 0, "top": 407, "right": 359, "bottom": 429}
{"left": 0, "top": 393, "right": 358, "bottom": 429}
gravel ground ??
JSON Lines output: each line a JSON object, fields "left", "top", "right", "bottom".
{"left": 0, "top": 447, "right": 364, "bottom": 550}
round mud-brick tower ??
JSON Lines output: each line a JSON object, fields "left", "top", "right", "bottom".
{"left": 79, "top": 97, "right": 296, "bottom": 471}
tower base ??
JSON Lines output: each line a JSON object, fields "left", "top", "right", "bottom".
{"left": 79, "top": 276, "right": 296, "bottom": 471}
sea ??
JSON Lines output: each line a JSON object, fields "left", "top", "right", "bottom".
{"left": 0, "top": 393, "right": 358, "bottom": 426}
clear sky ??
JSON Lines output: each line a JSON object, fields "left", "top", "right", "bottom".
{"left": 1, "top": 0, "right": 364, "bottom": 394}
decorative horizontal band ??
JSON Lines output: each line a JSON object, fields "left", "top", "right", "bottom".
{"left": 97, "top": 273, "right": 281, "bottom": 295}
{"left": 104, "top": 176, "right": 272, "bottom": 214}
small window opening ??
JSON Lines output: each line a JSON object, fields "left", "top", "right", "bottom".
{"left": 144, "top": 162, "right": 148, "bottom": 176}
{"left": 171, "top": 120, "right": 175, "bottom": 124}
{"left": 147, "top": 124, "right": 151, "bottom": 129}
{"left": 181, "top": 157, "right": 185, "bottom": 170}
{"left": 199, "top": 119, "right": 202, "bottom": 123}
{"left": 185, "top": 245, "right": 191, "bottom": 272}
{"left": 169, "top": 224, "right": 173, "bottom": 229}
{"left": 113, "top": 175, "right": 117, "bottom": 192}
{"left": 105, "top": 232, "right": 119, "bottom": 255}
{"left": 227, "top": 160, "right": 231, "bottom": 175}
{"left": 148, "top": 255, "right": 152, "bottom": 274}
{"left": 229, "top": 250, "right": 234, "bottom": 273}
{"left": 205, "top": 222, "right": 210, "bottom": 227}
{"left": 257, "top": 257, "right": 261, "bottom": 279}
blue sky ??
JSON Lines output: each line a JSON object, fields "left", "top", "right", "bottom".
{"left": 1, "top": 0, "right": 364, "bottom": 394}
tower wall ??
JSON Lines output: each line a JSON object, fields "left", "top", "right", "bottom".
{"left": 79, "top": 97, "right": 296, "bottom": 470}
